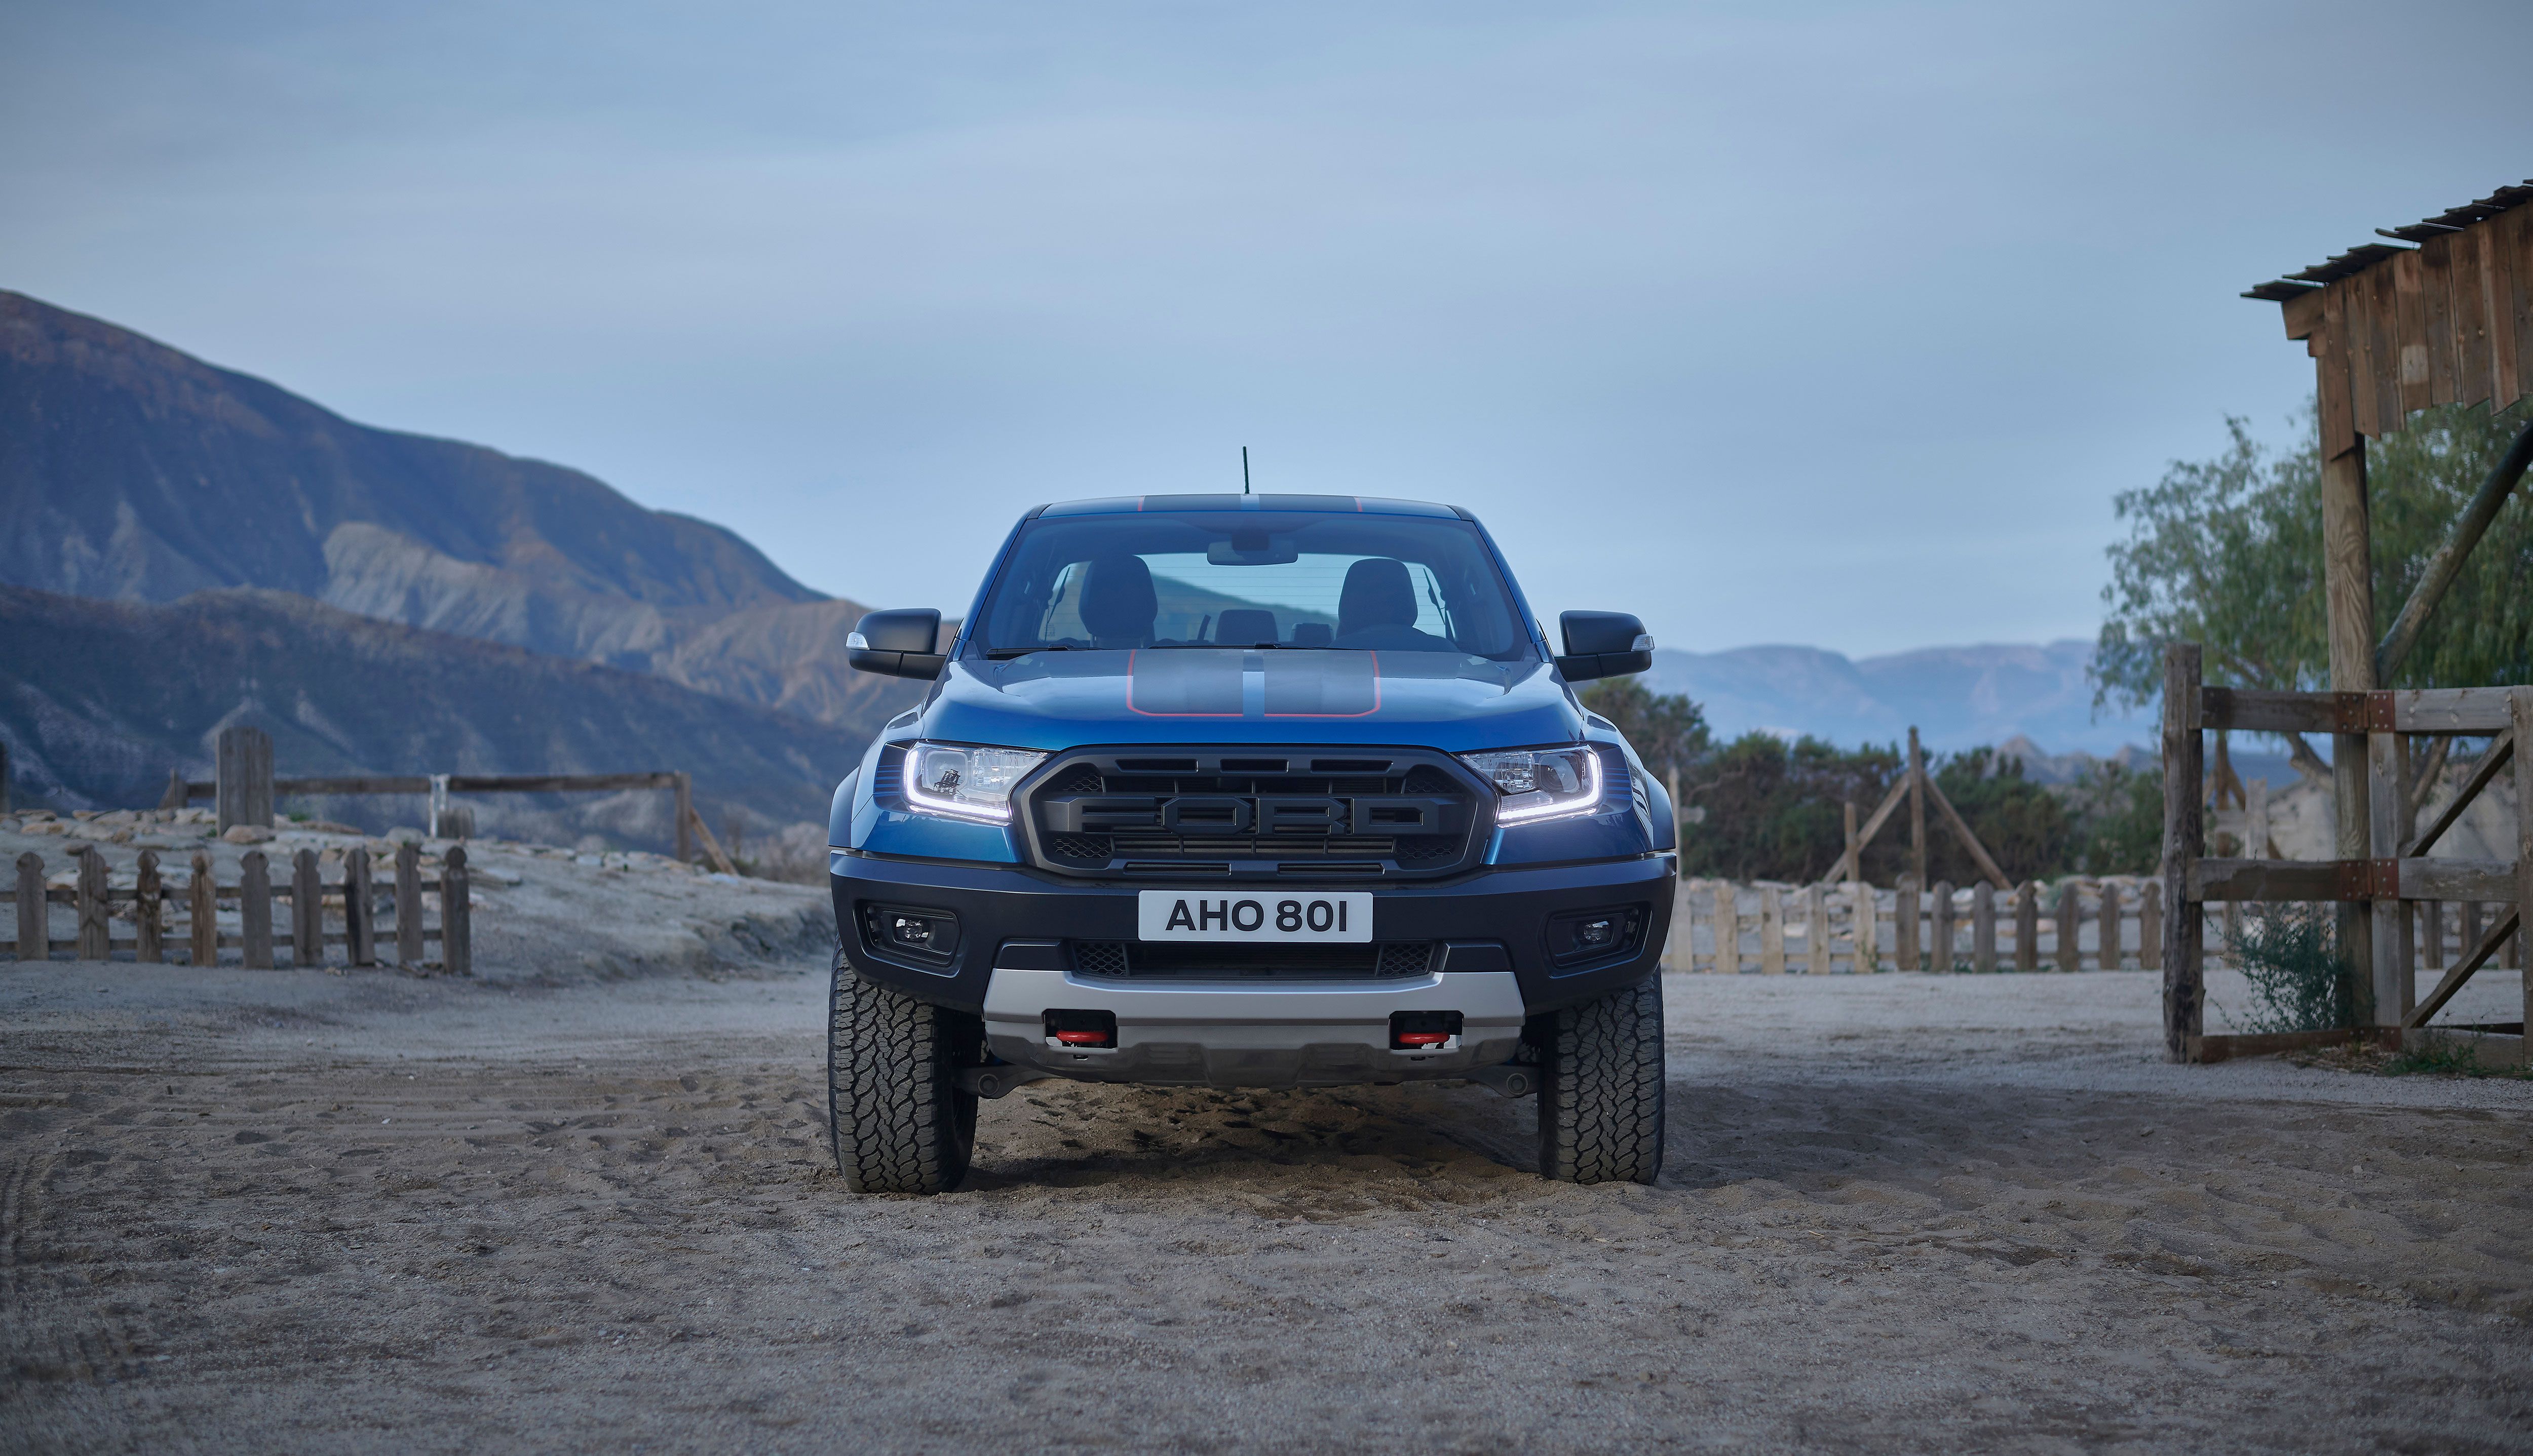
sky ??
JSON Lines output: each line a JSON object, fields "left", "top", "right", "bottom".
{"left": 4, "top": 0, "right": 2528, "bottom": 657}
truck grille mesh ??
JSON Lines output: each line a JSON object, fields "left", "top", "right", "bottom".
{"left": 1068, "top": 939, "right": 1436, "bottom": 979}
{"left": 1022, "top": 748, "right": 1482, "bottom": 880}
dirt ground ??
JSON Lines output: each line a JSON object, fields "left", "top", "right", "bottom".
{"left": 4, "top": 955, "right": 2531, "bottom": 1454}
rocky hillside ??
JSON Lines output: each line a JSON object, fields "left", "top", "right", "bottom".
{"left": 0, "top": 290, "right": 918, "bottom": 734}
{"left": 0, "top": 584, "right": 867, "bottom": 846}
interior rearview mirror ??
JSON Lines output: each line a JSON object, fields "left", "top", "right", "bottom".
{"left": 848, "top": 608, "right": 946, "bottom": 679}
{"left": 1556, "top": 610, "right": 1653, "bottom": 681}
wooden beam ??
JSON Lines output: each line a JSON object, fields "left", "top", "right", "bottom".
{"left": 2516, "top": 688, "right": 2533, "bottom": 1040}
{"left": 443, "top": 772, "right": 682, "bottom": 794}
{"left": 2377, "top": 419, "right": 2533, "bottom": 684}
{"left": 1921, "top": 770, "right": 2013, "bottom": 890}
{"left": 1907, "top": 728, "right": 1927, "bottom": 891}
{"left": 687, "top": 804, "right": 739, "bottom": 876}
{"left": 2199, "top": 685, "right": 2523, "bottom": 735}
{"left": 2403, "top": 730, "right": 2508, "bottom": 858}
{"left": 2319, "top": 412, "right": 2375, "bottom": 1017}
{"left": 1851, "top": 774, "right": 1910, "bottom": 859}
{"left": 2403, "top": 905, "right": 2522, "bottom": 1030}
{"left": 2163, "top": 643, "right": 2205, "bottom": 1060}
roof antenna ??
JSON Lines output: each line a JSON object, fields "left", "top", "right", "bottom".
{"left": 1242, "top": 446, "right": 1251, "bottom": 495}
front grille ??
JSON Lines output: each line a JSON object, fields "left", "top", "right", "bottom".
{"left": 1069, "top": 939, "right": 1436, "bottom": 979}
{"left": 1022, "top": 747, "right": 1483, "bottom": 880}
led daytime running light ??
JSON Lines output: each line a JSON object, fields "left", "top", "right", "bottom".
{"left": 1494, "top": 749, "right": 1603, "bottom": 823}
{"left": 903, "top": 742, "right": 1046, "bottom": 823}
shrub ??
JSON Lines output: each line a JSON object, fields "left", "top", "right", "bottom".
{"left": 2222, "top": 903, "right": 2364, "bottom": 1034}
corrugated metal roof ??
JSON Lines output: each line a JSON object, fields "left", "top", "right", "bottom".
{"left": 2241, "top": 180, "right": 2533, "bottom": 301}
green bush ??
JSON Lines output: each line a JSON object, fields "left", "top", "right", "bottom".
{"left": 2222, "top": 904, "right": 2364, "bottom": 1034}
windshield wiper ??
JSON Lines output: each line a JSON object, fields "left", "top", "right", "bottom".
{"left": 984, "top": 645, "right": 1077, "bottom": 659}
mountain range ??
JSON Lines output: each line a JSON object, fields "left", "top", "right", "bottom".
{"left": 1638, "top": 640, "right": 2156, "bottom": 759}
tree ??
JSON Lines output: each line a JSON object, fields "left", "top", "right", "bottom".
{"left": 2094, "top": 400, "right": 2533, "bottom": 770}
{"left": 1577, "top": 678, "right": 1710, "bottom": 786}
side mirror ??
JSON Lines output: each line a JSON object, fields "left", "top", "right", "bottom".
{"left": 1556, "top": 611, "right": 1653, "bottom": 681}
{"left": 848, "top": 609, "right": 946, "bottom": 679}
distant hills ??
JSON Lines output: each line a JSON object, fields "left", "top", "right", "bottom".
{"left": 0, "top": 289, "right": 917, "bottom": 736}
{"left": 0, "top": 585, "right": 864, "bottom": 842}
{"left": 1638, "top": 640, "right": 2156, "bottom": 760}
{"left": 0, "top": 290, "right": 922, "bottom": 837}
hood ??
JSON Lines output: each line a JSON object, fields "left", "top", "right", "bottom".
{"left": 919, "top": 649, "right": 1582, "bottom": 752}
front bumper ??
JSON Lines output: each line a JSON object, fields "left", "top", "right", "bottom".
{"left": 830, "top": 850, "right": 1675, "bottom": 1020}
{"left": 980, "top": 949, "right": 1527, "bottom": 1088}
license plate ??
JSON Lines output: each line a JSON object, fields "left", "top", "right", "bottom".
{"left": 1136, "top": 890, "right": 1373, "bottom": 942}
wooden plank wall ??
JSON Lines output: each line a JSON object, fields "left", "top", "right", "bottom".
{"left": 2285, "top": 203, "right": 2533, "bottom": 437}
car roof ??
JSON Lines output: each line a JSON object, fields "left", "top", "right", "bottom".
{"left": 1031, "top": 493, "right": 1465, "bottom": 520}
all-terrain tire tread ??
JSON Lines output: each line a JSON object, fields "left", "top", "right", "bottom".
{"left": 827, "top": 952, "right": 977, "bottom": 1194}
{"left": 1538, "top": 972, "right": 1666, "bottom": 1185}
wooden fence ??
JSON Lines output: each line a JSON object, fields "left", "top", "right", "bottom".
{"left": 5, "top": 843, "right": 471, "bottom": 974}
{"left": 1661, "top": 876, "right": 2524, "bottom": 976}
{"left": 2164, "top": 658, "right": 2529, "bottom": 1064}
{"left": 169, "top": 726, "right": 737, "bottom": 873}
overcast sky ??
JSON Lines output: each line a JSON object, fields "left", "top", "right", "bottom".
{"left": 5, "top": 1, "right": 2527, "bottom": 656}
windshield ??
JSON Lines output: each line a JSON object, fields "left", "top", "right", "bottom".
{"left": 973, "top": 510, "right": 1534, "bottom": 660}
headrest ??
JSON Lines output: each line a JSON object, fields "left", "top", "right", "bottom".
{"left": 1338, "top": 558, "right": 1417, "bottom": 637}
{"left": 1215, "top": 608, "right": 1278, "bottom": 645}
{"left": 1291, "top": 622, "right": 1332, "bottom": 648}
{"left": 1078, "top": 555, "right": 1157, "bottom": 642}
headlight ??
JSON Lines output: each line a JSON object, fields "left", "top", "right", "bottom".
{"left": 1457, "top": 745, "right": 1604, "bottom": 824}
{"left": 903, "top": 742, "right": 1048, "bottom": 823}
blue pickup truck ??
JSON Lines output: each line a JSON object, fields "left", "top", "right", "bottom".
{"left": 829, "top": 493, "right": 1676, "bottom": 1193}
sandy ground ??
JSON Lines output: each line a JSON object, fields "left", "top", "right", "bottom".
{"left": 5, "top": 942, "right": 2530, "bottom": 1456}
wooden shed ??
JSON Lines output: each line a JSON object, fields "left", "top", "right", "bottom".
{"left": 2157, "top": 183, "right": 2533, "bottom": 1061}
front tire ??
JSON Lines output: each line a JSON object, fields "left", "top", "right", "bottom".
{"left": 1535, "top": 972, "right": 1666, "bottom": 1185}
{"left": 827, "top": 951, "right": 981, "bottom": 1194}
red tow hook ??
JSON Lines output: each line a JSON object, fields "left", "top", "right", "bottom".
{"left": 1394, "top": 1032, "right": 1450, "bottom": 1048}
{"left": 1053, "top": 1029, "right": 1108, "bottom": 1046}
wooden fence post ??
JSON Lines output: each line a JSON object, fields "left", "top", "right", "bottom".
{"left": 1931, "top": 880, "right": 1955, "bottom": 971}
{"left": 1972, "top": 882, "right": 1995, "bottom": 972}
{"left": 2422, "top": 899, "right": 2444, "bottom": 971}
{"left": 2162, "top": 643, "right": 2205, "bottom": 1060}
{"left": 2054, "top": 881, "right": 2082, "bottom": 972}
{"left": 240, "top": 851, "right": 273, "bottom": 969}
{"left": 1713, "top": 883, "right": 1738, "bottom": 974}
{"left": 14, "top": 853, "right": 41, "bottom": 960}
{"left": 2139, "top": 879, "right": 2162, "bottom": 971}
{"left": 1907, "top": 727, "right": 1927, "bottom": 890}
{"left": 1851, "top": 881, "right": 1876, "bottom": 972}
{"left": 75, "top": 847, "right": 109, "bottom": 960}
{"left": 135, "top": 850, "right": 163, "bottom": 963}
{"left": 443, "top": 846, "right": 472, "bottom": 976}
{"left": 675, "top": 771, "right": 696, "bottom": 863}
{"left": 215, "top": 725, "right": 274, "bottom": 833}
{"left": 2014, "top": 882, "right": 2037, "bottom": 971}
{"left": 1895, "top": 874, "right": 1920, "bottom": 971}
{"left": 188, "top": 851, "right": 217, "bottom": 966}
{"left": 1760, "top": 886, "right": 1785, "bottom": 974}
{"left": 1806, "top": 883, "right": 1830, "bottom": 973}
{"left": 345, "top": 847, "right": 375, "bottom": 967}
{"left": 2099, "top": 879, "right": 2125, "bottom": 970}
{"left": 395, "top": 841, "right": 424, "bottom": 968}
{"left": 292, "top": 849, "right": 323, "bottom": 969}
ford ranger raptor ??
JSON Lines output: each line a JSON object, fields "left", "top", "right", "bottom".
{"left": 830, "top": 493, "right": 1675, "bottom": 1193}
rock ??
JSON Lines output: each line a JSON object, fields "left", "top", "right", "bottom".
{"left": 221, "top": 824, "right": 276, "bottom": 844}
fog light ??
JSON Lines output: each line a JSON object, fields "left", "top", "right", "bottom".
{"left": 862, "top": 903, "right": 960, "bottom": 966}
{"left": 1546, "top": 904, "right": 1645, "bottom": 968}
